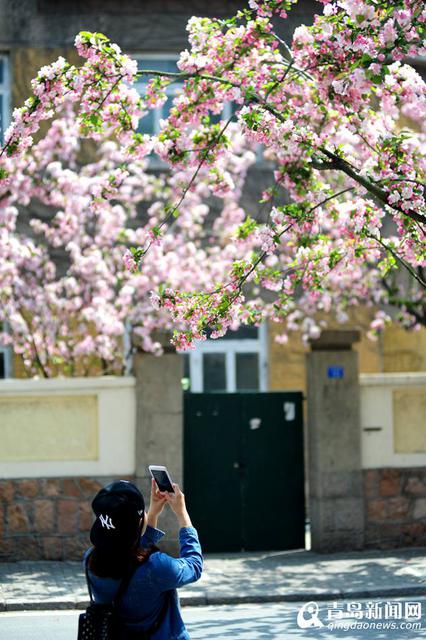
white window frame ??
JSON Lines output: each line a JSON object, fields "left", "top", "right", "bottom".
{"left": 0, "top": 53, "right": 11, "bottom": 142}
{"left": 186, "top": 323, "right": 268, "bottom": 392}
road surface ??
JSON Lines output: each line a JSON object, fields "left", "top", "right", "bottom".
{"left": 0, "top": 598, "right": 424, "bottom": 639}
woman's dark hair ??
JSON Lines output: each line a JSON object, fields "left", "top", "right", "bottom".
{"left": 88, "top": 515, "right": 159, "bottom": 579}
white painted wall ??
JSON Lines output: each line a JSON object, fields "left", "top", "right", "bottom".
{"left": 2, "top": 371, "right": 424, "bottom": 478}
{"left": 360, "top": 372, "right": 426, "bottom": 469}
{"left": 0, "top": 376, "right": 136, "bottom": 478}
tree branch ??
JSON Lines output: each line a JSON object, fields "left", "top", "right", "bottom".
{"left": 316, "top": 147, "right": 426, "bottom": 227}
{"left": 365, "top": 232, "right": 426, "bottom": 289}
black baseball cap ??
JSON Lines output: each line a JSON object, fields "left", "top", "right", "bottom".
{"left": 90, "top": 480, "right": 145, "bottom": 550}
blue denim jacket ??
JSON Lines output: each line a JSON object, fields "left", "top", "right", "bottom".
{"left": 83, "top": 525, "right": 203, "bottom": 640}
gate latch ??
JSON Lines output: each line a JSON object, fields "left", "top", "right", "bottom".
{"left": 284, "top": 402, "right": 296, "bottom": 421}
{"left": 249, "top": 417, "right": 261, "bottom": 430}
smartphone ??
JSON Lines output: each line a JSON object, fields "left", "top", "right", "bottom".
{"left": 149, "top": 465, "right": 175, "bottom": 493}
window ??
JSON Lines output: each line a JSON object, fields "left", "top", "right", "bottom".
{"left": 134, "top": 54, "right": 270, "bottom": 164}
{"left": 203, "top": 353, "right": 227, "bottom": 392}
{"left": 134, "top": 54, "right": 238, "bottom": 137}
{"left": 0, "top": 54, "right": 10, "bottom": 142}
{"left": 0, "top": 324, "right": 12, "bottom": 379}
{"left": 135, "top": 56, "right": 181, "bottom": 136}
{"left": 182, "top": 323, "right": 268, "bottom": 392}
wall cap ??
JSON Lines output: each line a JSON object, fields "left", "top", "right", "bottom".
{"left": 360, "top": 372, "right": 426, "bottom": 386}
{"left": 0, "top": 375, "right": 136, "bottom": 395}
{"left": 309, "top": 329, "right": 361, "bottom": 351}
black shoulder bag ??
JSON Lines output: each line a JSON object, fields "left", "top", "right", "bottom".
{"left": 78, "top": 548, "right": 170, "bottom": 640}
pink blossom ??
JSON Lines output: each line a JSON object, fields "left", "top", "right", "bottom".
{"left": 123, "top": 250, "right": 137, "bottom": 272}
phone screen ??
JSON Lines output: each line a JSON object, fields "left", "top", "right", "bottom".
{"left": 151, "top": 469, "right": 174, "bottom": 493}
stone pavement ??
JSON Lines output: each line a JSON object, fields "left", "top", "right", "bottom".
{"left": 0, "top": 546, "right": 425, "bottom": 611}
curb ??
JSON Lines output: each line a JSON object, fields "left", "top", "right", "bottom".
{"left": 1, "top": 586, "right": 426, "bottom": 611}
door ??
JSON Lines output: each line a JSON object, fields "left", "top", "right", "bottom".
{"left": 184, "top": 392, "right": 305, "bottom": 552}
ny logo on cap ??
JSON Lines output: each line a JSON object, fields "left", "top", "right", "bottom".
{"left": 99, "top": 514, "right": 115, "bottom": 530}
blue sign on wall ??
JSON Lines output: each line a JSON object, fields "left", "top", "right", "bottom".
{"left": 328, "top": 366, "right": 344, "bottom": 379}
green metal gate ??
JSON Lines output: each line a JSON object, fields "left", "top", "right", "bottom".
{"left": 184, "top": 392, "right": 305, "bottom": 552}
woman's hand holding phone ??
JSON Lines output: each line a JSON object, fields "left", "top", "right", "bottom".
{"left": 149, "top": 478, "right": 167, "bottom": 516}
{"left": 148, "top": 466, "right": 192, "bottom": 528}
{"left": 165, "top": 483, "right": 192, "bottom": 528}
{"left": 146, "top": 478, "right": 168, "bottom": 529}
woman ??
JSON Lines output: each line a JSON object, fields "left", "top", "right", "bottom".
{"left": 84, "top": 477, "right": 203, "bottom": 639}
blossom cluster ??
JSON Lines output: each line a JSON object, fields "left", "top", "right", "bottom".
{"left": 0, "top": 1, "right": 425, "bottom": 368}
{"left": 0, "top": 105, "right": 255, "bottom": 375}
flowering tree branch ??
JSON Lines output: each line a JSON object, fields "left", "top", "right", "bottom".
{"left": 0, "top": 1, "right": 425, "bottom": 363}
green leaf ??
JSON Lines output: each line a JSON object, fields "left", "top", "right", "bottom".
{"left": 236, "top": 216, "right": 257, "bottom": 239}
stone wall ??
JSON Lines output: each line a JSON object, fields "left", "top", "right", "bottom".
{"left": 363, "top": 467, "right": 426, "bottom": 549}
{"left": 0, "top": 476, "right": 127, "bottom": 561}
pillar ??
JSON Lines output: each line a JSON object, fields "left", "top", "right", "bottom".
{"left": 306, "top": 330, "right": 365, "bottom": 552}
{"left": 133, "top": 336, "right": 183, "bottom": 555}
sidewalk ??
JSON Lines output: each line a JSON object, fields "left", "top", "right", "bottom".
{"left": 0, "top": 546, "right": 425, "bottom": 611}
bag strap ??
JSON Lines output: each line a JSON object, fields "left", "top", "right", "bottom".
{"left": 84, "top": 550, "right": 95, "bottom": 604}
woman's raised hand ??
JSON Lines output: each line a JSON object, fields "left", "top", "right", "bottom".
{"left": 165, "top": 483, "right": 193, "bottom": 528}
{"left": 148, "top": 477, "right": 168, "bottom": 517}
{"left": 164, "top": 483, "right": 185, "bottom": 515}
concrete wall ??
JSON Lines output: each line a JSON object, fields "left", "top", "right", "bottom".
{"left": 0, "top": 376, "right": 137, "bottom": 560}
{"left": 306, "top": 330, "right": 365, "bottom": 552}
{"left": 360, "top": 373, "right": 426, "bottom": 469}
{"left": 0, "top": 376, "right": 136, "bottom": 478}
{"left": 133, "top": 349, "right": 184, "bottom": 556}
{"left": 360, "top": 373, "right": 426, "bottom": 549}
{"left": 0, "top": 356, "right": 186, "bottom": 560}
{"left": 306, "top": 331, "right": 426, "bottom": 553}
